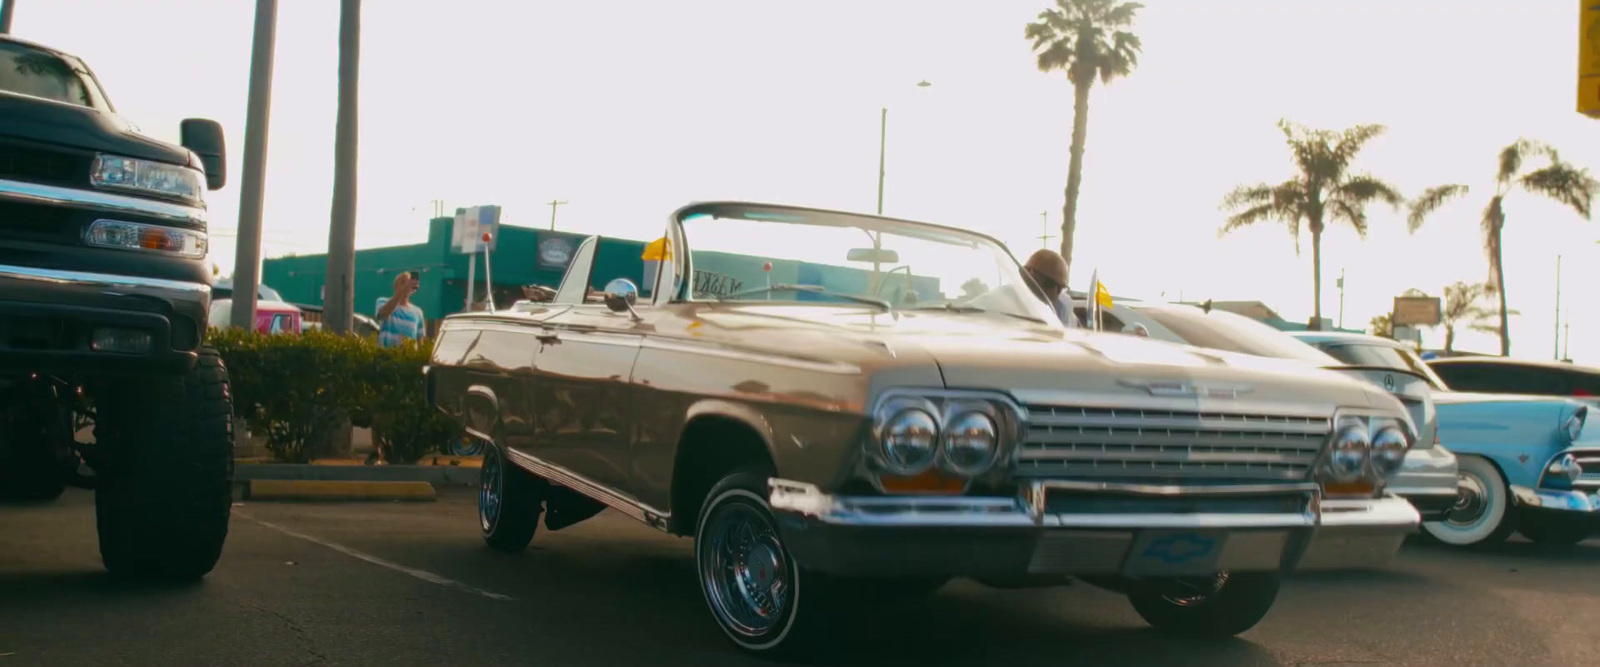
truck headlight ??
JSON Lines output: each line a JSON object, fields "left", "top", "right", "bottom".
{"left": 85, "top": 220, "right": 208, "bottom": 259}
{"left": 92, "top": 154, "right": 205, "bottom": 203}
{"left": 942, "top": 411, "right": 999, "bottom": 475}
{"left": 877, "top": 407, "right": 939, "bottom": 475}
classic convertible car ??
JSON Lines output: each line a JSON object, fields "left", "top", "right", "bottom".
{"left": 427, "top": 202, "right": 1421, "bottom": 655}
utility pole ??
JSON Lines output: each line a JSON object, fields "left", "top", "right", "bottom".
{"left": 229, "top": 0, "right": 278, "bottom": 330}
{"left": 1554, "top": 254, "right": 1562, "bottom": 360}
{"left": 0, "top": 0, "right": 16, "bottom": 34}
{"left": 876, "top": 107, "right": 887, "bottom": 215}
{"left": 322, "top": 0, "right": 361, "bottom": 334}
{"left": 1563, "top": 309, "right": 1571, "bottom": 361}
{"left": 1337, "top": 268, "right": 1346, "bottom": 329}
{"left": 1038, "top": 211, "right": 1054, "bottom": 249}
{"left": 547, "top": 200, "right": 568, "bottom": 231}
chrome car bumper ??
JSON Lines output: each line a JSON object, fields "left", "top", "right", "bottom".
{"left": 1389, "top": 444, "right": 1460, "bottom": 521}
{"left": 769, "top": 478, "right": 1419, "bottom": 578}
{"left": 1510, "top": 485, "right": 1600, "bottom": 515}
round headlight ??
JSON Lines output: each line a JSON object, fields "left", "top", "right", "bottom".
{"left": 942, "top": 412, "right": 999, "bottom": 475}
{"left": 1370, "top": 426, "right": 1407, "bottom": 476}
{"left": 1323, "top": 425, "right": 1370, "bottom": 483}
{"left": 879, "top": 408, "right": 939, "bottom": 474}
{"left": 1547, "top": 453, "right": 1584, "bottom": 483}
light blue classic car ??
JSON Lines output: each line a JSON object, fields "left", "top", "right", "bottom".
{"left": 1288, "top": 334, "right": 1599, "bottom": 547}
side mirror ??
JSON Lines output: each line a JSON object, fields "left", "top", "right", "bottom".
{"left": 603, "top": 278, "right": 640, "bottom": 317}
{"left": 180, "top": 118, "right": 227, "bottom": 190}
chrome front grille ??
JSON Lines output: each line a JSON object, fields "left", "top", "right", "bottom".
{"left": 1017, "top": 405, "right": 1332, "bottom": 482}
{"left": 1572, "top": 449, "right": 1600, "bottom": 490}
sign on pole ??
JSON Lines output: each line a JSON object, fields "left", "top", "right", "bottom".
{"left": 450, "top": 205, "right": 501, "bottom": 253}
{"left": 1580, "top": 2, "right": 1600, "bottom": 116}
{"left": 1392, "top": 295, "right": 1442, "bottom": 327}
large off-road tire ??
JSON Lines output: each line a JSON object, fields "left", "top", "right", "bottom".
{"left": 695, "top": 470, "right": 836, "bottom": 658}
{"left": 480, "top": 438, "right": 546, "bottom": 553}
{"left": 1127, "top": 571, "right": 1280, "bottom": 638}
{"left": 93, "top": 347, "right": 234, "bottom": 580}
{"left": 1517, "top": 512, "right": 1594, "bottom": 546}
{"left": 1421, "top": 455, "right": 1518, "bottom": 548}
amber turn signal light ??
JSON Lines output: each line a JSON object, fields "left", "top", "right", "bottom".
{"left": 878, "top": 469, "right": 966, "bottom": 494}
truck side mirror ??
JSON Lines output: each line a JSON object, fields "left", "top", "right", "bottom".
{"left": 180, "top": 118, "right": 227, "bottom": 190}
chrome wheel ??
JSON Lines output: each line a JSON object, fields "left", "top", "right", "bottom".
{"left": 1160, "top": 571, "right": 1231, "bottom": 607}
{"left": 699, "top": 496, "right": 792, "bottom": 640}
{"left": 1444, "top": 472, "right": 1491, "bottom": 528}
{"left": 479, "top": 445, "right": 504, "bottom": 533}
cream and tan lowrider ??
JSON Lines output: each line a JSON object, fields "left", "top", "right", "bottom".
{"left": 427, "top": 202, "right": 1420, "bottom": 656}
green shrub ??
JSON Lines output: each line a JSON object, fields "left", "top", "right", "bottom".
{"left": 208, "top": 330, "right": 459, "bottom": 464}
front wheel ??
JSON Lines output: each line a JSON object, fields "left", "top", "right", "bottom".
{"left": 1517, "top": 513, "right": 1593, "bottom": 546}
{"left": 1421, "top": 456, "right": 1517, "bottom": 548}
{"left": 695, "top": 470, "right": 828, "bottom": 657}
{"left": 1127, "top": 571, "right": 1280, "bottom": 638}
{"left": 480, "top": 438, "right": 546, "bottom": 553}
{"left": 93, "top": 347, "right": 234, "bottom": 579}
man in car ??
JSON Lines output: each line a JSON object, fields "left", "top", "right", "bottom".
{"left": 1023, "top": 249, "right": 1080, "bottom": 328}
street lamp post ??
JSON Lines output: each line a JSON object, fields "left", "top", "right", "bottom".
{"left": 875, "top": 80, "right": 931, "bottom": 216}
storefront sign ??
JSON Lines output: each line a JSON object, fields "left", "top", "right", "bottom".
{"left": 538, "top": 238, "right": 575, "bottom": 269}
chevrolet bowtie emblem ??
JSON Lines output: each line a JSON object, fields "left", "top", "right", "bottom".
{"left": 1120, "top": 380, "right": 1253, "bottom": 399}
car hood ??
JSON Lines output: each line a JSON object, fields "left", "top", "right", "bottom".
{"left": 687, "top": 304, "right": 1393, "bottom": 415}
{"left": 0, "top": 91, "right": 192, "bottom": 165}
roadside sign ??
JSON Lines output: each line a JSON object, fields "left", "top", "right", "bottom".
{"left": 450, "top": 205, "right": 501, "bottom": 253}
{"left": 1393, "top": 296, "right": 1442, "bottom": 326}
{"left": 1581, "top": 3, "right": 1600, "bottom": 116}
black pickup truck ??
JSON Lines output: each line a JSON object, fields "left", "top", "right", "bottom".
{"left": 0, "top": 34, "right": 234, "bottom": 579}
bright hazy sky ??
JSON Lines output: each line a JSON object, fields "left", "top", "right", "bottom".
{"left": 15, "top": 0, "right": 1600, "bottom": 361}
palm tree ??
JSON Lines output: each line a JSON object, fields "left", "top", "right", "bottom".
{"left": 1408, "top": 140, "right": 1599, "bottom": 356}
{"left": 1437, "top": 281, "right": 1512, "bottom": 354}
{"left": 1025, "top": 0, "right": 1143, "bottom": 286}
{"left": 1219, "top": 121, "right": 1403, "bottom": 330}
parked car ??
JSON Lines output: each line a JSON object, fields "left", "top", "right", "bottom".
{"left": 210, "top": 278, "right": 284, "bottom": 303}
{"left": 0, "top": 35, "right": 233, "bottom": 578}
{"left": 1078, "top": 302, "right": 1459, "bottom": 522}
{"left": 1428, "top": 356, "right": 1600, "bottom": 399}
{"left": 1307, "top": 337, "right": 1597, "bottom": 546}
{"left": 428, "top": 201, "right": 1421, "bottom": 655}
{"left": 208, "top": 298, "right": 303, "bottom": 334}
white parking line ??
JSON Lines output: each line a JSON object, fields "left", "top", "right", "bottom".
{"left": 236, "top": 512, "right": 515, "bottom": 602}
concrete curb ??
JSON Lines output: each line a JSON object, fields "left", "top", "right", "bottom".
{"left": 247, "top": 480, "right": 436, "bottom": 502}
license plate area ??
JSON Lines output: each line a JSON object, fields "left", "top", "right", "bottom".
{"left": 1122, "top": 530, "right": 1227, "bottom": 577}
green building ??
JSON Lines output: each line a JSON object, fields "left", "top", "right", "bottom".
{"left": 262, "top": 217, "right": 650, "bottom": 333}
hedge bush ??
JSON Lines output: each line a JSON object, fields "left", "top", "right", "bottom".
{"left": 208, "top": 329, "right": 459, "bottom": 464}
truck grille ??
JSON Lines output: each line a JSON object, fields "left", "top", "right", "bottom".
{"left": 0, "top": 140, "right": 93, "bottom": 188}
{"left": 1017, "top": 405, "right": 1332, "bottom": 482}
{"left": 1572, "top": 449, "right": 1600, "bottom": 490}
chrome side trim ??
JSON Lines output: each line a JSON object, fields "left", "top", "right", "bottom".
{"left": 641, "top": 337, "right": 862, "bottom": 375}
{"left": 503, "top": 448, "right": 673, "bottom": 531}
{"left": 0, "top": 263, "right": 211, "bottom": 294}
{"left": 1032, "top": 479, "right": 1319, "bottom": 496}
{"left": 0, "top": 177, "right": 207, "bottom": 226}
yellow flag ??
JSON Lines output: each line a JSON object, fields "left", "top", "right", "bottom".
{"left": 1095, "top": 280, "right": 1113, "bottom": 309}
{"left": 641, "top": 237, "right": 672, "bottom": 261}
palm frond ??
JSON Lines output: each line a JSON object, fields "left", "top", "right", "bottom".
{"left": 1333, "top": 174, "right": 1403, "bottom": 208}
{"left": 1102, "top": 1, "right": 1144, "bottom": 27}
{"left": 1332, "top": 124, "right": 1387, "bottom": 166}
{"left": 1328, "top": 198, "right": 1369, "bottom": 238}
{"left": 1497, "top": 139, "right": 1556, "bottom": 184}
{"left": 1220, "top": 183, "right": 1275, "bottom": 211}
{"left": 1099, "top": 30, "right": 1142, "bottom": 82}
{"left": 1406, "top": 184, "right": 1469, "bottom": 233}
{"left": 1220, "top": 203, "right": 1276, "bottom": 235}
{"left": 1519, "top": 163, "right": 1600, "bottom": 220}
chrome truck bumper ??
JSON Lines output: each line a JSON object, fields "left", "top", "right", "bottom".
{"left": 769, "top": 478, "right": 1420, "bottom": 579}
{"left": 0, "top": 263, "right": 210, "bottom": 374}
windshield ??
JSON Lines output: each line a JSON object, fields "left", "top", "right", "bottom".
{"left": 0, "top": 42, "right": 107, "bottom": 109}
{"left": 675, "top": 207, "right": 1058, "bottom": 325}
{"left": 1319, "top": 343, "right": 1449, "bottom": 390}
{"left": 1133, "top": 306, "right": 1337, "bottom": 364}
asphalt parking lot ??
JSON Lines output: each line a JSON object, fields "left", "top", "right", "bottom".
{"left": 1, "top": 489, "right": 1595, "bottom": 667}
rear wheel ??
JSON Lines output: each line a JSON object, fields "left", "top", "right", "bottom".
{"left": 480, "top": 438, "right": 545, "bottom": 553}
{"left": 93, "top": 347, "right": 234, "bottom": 579}
{"left": 1127, "top": 571, "right": 1280, "bottom": 638}
{"left": 1421, "top": 456, "right": 1517, "bottom": 548}
{"left": 1517, "top": 513, "right": 1593, "bottom": 546}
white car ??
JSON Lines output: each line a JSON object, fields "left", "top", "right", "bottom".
{"left": 1080, "top": 301, "right": 1460, "bottom": 523}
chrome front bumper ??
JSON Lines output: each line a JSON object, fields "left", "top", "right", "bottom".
{"left": 769, "top": 478, "right": 1420, "bottom": 578}
{"left": 1389, "top": 444, "right": 1460, "bottom": 521}
{"left": 0, "top": 263, "right": 211, "bottom": 373}
{"left": 1510, "top": 485, "right": 1600, "bottom": 514}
